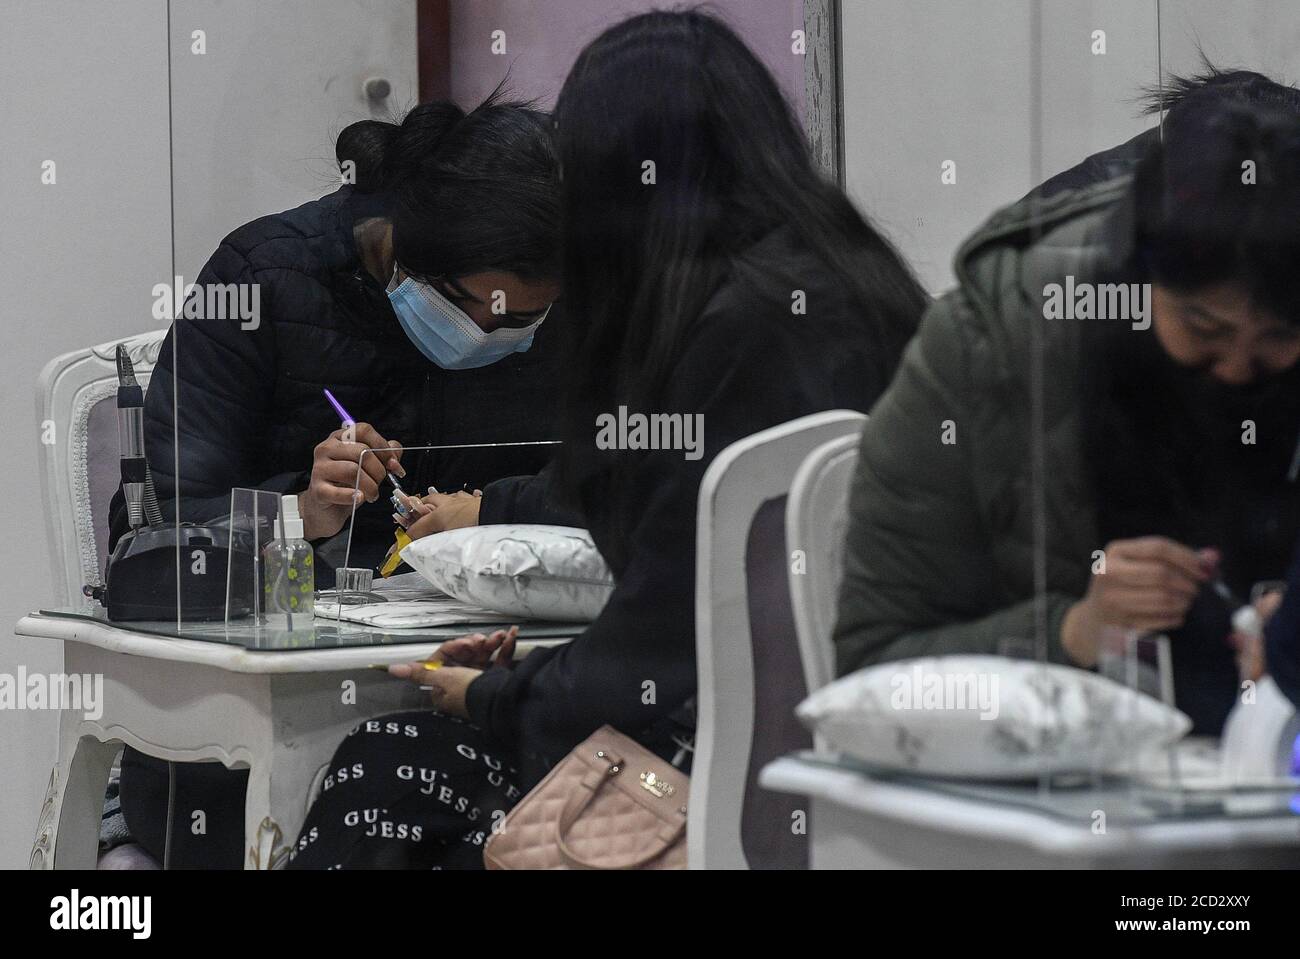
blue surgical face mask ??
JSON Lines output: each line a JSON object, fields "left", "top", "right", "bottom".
{"left": 386, "top": 268, "right": 549, "bottom": 370}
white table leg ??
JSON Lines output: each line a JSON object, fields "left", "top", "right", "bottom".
{"left": 30, "top": 641, "right": 428, "bottom": 870}
{"left": 30, "top": 711, "right": 120, "bottom": 870}
{"left": 30, "top": 764, "right": 60, "bottom": 869}
{"left": 242, "top": 754, "right": 284, "bottom": 870}
{"left": 33, "top": 642, "right": 271, "bottom": 870}
{"left": 243, "top": 672, "right": 429, "bottom": 869}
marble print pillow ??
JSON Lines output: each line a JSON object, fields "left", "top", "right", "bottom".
{"left": 796, "top": 655, "right": 1192, "bottom": 780}
{"left": 401, "top": 525, "right": 615, "bottom": 622}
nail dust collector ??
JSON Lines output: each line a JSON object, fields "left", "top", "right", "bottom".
{"left": 90, "top": 346, "right": 256, "bottom": 622}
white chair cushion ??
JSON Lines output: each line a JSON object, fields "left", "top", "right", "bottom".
{"left": 796, "top": 655, "right": 1192, "bottom": 780}
{"left": 401, "top": 525, "right": 614, "bottom": 622}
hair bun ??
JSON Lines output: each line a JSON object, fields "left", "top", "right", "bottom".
{"left": 382, "top": 102, "right": 467, "bottom": 182}
{"left": 336, "top": 119, "right": 399, "bottom": 193}
{"left": 336, "top": 102, "right": 467, "bottom": 193}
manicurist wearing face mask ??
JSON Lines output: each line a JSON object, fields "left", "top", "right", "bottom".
{"left": 109, "top": 91, "right": 565, "bottom": 585}
{"left": 106, "top": 92, "right": 566, "bottom": 870}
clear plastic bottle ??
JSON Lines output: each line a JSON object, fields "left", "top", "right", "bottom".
{"left": 263, "top": 494, "right": 315, "bottom": 633}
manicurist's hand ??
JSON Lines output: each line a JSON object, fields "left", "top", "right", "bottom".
{"left": 299, "top": 421, "right": 404, "bottom": 540}
{"left": 1062, "top": 536, "right": 1211, "bottom": 667}
{"left": 404, "top": 488, "right": 482, "bottom": 539}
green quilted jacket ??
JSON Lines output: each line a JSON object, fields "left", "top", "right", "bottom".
{"left": 834, "top": 177, "right": 1136, "bottom": 674}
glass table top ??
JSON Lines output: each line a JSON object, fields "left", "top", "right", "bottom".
{"left": 36, "top": 570, "right": 584, "bottom": 651}
{"left": 35, "top": 603, "right": 582, "bottom": 651}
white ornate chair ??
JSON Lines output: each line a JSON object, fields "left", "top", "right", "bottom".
{"left": 35, "top": 329, "right": 167, "bottom": 870}
{"left": 690, "top": 410, "right": 867, "bottom": 869}
{"left": 786, "top": 431, "right": 864, "bottom": 696}
{"left": 36, "top": 329, "right": 168, "bottom": 604}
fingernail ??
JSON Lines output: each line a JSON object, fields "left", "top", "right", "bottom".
{"left": 394, "top": 464, "right": 407, "bottom": 478}
{"left": 428, "top": 486, "right": 439, "bottom": 495}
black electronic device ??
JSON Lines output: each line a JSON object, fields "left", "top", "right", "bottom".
{"left": 89, "top": 344, "right": 261, "bottom": 622}
{"left": 93, "top": 523, "right": 257, "bottom": 622}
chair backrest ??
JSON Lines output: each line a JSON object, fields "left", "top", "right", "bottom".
{"left": 690, "top": 410, "right": 867, "bottom": 869}
{"left": 36, "top": 329, "right": 167, "bottom": 603}
{"left": 786, "top": 430, "right": 864, "bottom": 695}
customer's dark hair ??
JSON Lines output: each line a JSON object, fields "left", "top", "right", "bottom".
{"left": 553, "top": 9, "right": 926, "bottom": 480}
{"left": 1130, "top": 91, "right": 1300, "bottom": 325}
{"left": 335, "top": 87, "right": 560, "bottom": 281}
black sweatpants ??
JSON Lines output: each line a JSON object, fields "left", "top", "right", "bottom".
{"left": 118, "top": 747, "right": 248, "bottom": 869}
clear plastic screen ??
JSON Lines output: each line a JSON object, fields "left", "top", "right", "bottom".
{"left": 1151, "top": 0, "right": 1300, "bottom": 794}
{"left": 337, "top": 441, "right": 562, "bottom": 595}
{"left": 839, "top": 0, "right": 1165, "bottom": 800}
{"left": 1026, "top": 0, "right": 1300, "bottom": 800}
{"left": 1029, "top": 1, "right": 1164, "bottom": 794}
{"left": 162, "top": 0, "right": 418, "bottom": 628}
{"left": 223, "top": 488, "right": 327, "bottom": 649}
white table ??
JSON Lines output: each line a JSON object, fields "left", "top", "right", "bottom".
{"left": 761, "top": 752, "right": 1300, "bottom": 868}
{"left": 18, "top": 610, "right": 572, "bottom": 870}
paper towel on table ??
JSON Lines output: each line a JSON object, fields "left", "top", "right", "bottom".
{"left": 314, "top": 572, "right": 509, "bottom": 628}
{"left": 1219, "top": 676, "right": 1300, "bottom": 785}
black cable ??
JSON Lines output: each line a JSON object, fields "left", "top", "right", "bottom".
{"left": 143, "top": 468, "right": 165, "bottom": 527}
{"left": 163, "top": 760, "right": 175, "bottom": 870}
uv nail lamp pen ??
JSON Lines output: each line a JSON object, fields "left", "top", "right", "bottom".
{"left": 322, "top": 387, "right": 409, "bottom": 512}
{"left": 323, "top": 388, "right": 415, "bottom": 578}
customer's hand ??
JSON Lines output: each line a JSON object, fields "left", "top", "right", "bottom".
{"left": 386, "top": 664, "right": 479, "bottom": 718}
{"left": 436, "top": 627, "right": 518, "bottom": 670}
{"left": 388, "top": 627, "right": 516, "bottom": 717}
{"left": 1062, "top": 536, "right": 1210, "bottom": 667}
{"left": 1230, "top": 590, "right": 1286, "bottom": 683}
{"left": 299, "top": 421, "right": 404, "bottom": 539}
{"left": 405, "top": 489, "right": 482, "bottom": 539}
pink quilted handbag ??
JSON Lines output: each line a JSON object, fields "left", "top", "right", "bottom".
{"left": 484, "top": 725, "right": 689, "bottom": 869}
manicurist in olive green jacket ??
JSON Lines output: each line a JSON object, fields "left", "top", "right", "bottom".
{"left": 834, "top": 95, "right": 1300, "bottom": 734}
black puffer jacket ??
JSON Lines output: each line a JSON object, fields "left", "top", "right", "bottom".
{"left": 108, "top": 186, "right": 565, "bottom": 581}
{"left": 113, "top": 185, "right": 569, "bottom": 869}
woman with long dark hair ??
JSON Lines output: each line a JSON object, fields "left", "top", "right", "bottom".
{"left": 287, "top": 9, "right": 926, "bottom": 869}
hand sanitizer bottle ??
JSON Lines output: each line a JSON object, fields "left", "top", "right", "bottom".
{"left": 263, "top": 494, "right": 314, "bottom": 631}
